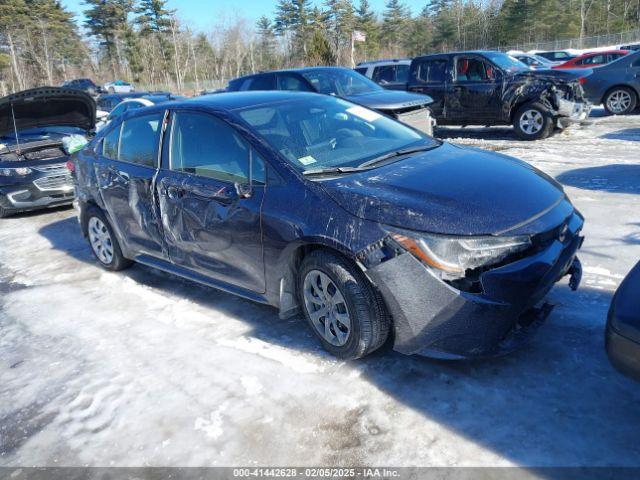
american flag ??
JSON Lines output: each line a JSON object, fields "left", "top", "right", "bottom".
{"left": 352, "top": 30, "right": 366, "bottom": 42}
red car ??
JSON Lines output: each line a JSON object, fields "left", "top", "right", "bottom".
{"left": 553, "top": 50, "right": 629, "bottom": 69}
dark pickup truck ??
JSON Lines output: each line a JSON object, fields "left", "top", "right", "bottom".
{"left": 405, "top": 51, "right": 592, "bottom": 140}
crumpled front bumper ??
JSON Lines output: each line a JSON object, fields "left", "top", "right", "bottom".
{"left": 0, "top": 181, "right": 74, "bottom": 213}
{"left": 556, "top": 98, "right": 592, "bottom": 125}
{"left": 366, "top": 213, "right": 584, "bottom": 359}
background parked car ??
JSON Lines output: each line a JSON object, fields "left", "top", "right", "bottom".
{"left": 355, "top": 59, "right": 412, "bottom": 90}
{"left": 510, "top": 52, "right": 559, "bottom": 69}
{"left": 226, "top": 67, "right": 436, "bottom": 136}
{"left": 0, "top": 87, "right": 95, "bottom": 217}
{"left": 72, "top": 91, "right": 584, "bottom": 360}
{"left": 553, "top": 50, "right": 629, "bottom": 69}
{"left": 406, "top": 51, "right": 591, "bottom": 140}
{"left": 96, "top": 93, "right": 186, "bottom": 131}
{"left": 96, "top": 92, "right": 150, "bottom": 112}
{"left": 620, "top": 43, "right": 640, "bottom": 51}
{"left": 61, "top": 78, "right": 101, "bottom": 96}
{"left": 581, "top": 50, "right": 640, "bottom": 115}
{"left": 530, "top": 49, "right": 579, "bottom": 62}
{"left": 606, "top": 261, "right": 640, "bottom": 382}
{"left": 103, "top": 80, "right": 134, "bottom": 94}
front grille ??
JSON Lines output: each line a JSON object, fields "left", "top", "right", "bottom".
{"left": 33, "top": 172, "right": 73, "bottom": 191}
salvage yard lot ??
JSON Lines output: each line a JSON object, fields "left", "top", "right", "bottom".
{"left": 1, "top": 109, "right": 640, "bottom": 467}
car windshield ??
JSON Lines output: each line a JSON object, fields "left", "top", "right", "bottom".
{"left": 485, "top": 52, "right": 529, "bottom": 73}
{"left": 532, "top": 55, "right": 553, "bottom": 65}
{"left": 237, "top": 95, "right": 439, "bottom": 173}
{"left": 300, "top": 69, "right": 382, "bottom": 96}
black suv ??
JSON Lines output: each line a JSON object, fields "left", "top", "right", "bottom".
{"left": 406, "top": 51, "right": 592, "bottom": 140}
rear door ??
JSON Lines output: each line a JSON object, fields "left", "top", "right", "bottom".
{"left": 156, "top": 109, "right": 266, "bottom": 293}
{"left": 448, "top": 55, "right": 503, "bottom": 123}
{"left": 408, "top": 57, "right": 450, "bottom": 117}
{"left": 94, "top": 111, "right": 167, "bottom": 257}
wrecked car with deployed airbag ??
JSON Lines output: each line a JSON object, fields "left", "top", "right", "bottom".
{"left": 71, "top": 91, "right": 583, "bottom": 360}
{"left": 0, "top": 87, "right": 95, "bottom": 217}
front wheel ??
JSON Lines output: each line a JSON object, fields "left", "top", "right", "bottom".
{"left": 298, "top": 250, "right": 390, "bottom": 359}
{"left": 513, "top": 103, "right": 554, "bottom": 140}
{"left": 603, "top": 87, "right": 637, "bottom": 115}
{"left": 83, "top": 207, "right": 132, "bottom": 271}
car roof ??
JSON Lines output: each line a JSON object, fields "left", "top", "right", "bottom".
{"left": 357, "top": 58, "right": 411, "bottom": 66}
{"left": 413, "top": 50, "right": 503, "bottom": 60}
{"left": 232, "top": 66, "right": 355, "bottom": 82}
{"left": 145, "top": 91, "right": 326, "bottom": 112}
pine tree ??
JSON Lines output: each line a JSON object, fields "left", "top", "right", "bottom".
{"left": 306, "top": 29, "right": 336, "bottom": 65}
{"left": 382, "top": 0, "right": 410, "bottom": 55}
{"left": 324, "top": 0, "right": 355, "bottom": 64}
{"left": 135, "top": 0, "right": 175, "bottom": 84}
{"left": 355, "top": 0, "right": 380, "bottom": 60}
{"left": 256, "top": 15, "right": 278, "bottom": 69}
{"left": 83, "top": 0, "right": 134, "bottom": 78}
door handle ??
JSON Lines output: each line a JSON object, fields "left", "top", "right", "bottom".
{"left": 193, "top": 185, "right": 236, "bottom": 205}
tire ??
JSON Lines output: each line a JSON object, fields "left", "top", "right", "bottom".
{"left": 83, "top": 206, "right": 132, "bottom": 271}
{"left": 603, "top": 86, "right": 637, "bottom": 115}
{"left": 513, "top": 102, "right": 554, "bottom": 140}
{"left": 298, "top": 249, "right": 390, "bottom": 360}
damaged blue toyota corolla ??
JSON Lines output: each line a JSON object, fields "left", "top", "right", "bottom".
{"left": 71, "top": 91, "right": 584, "bottom": 360}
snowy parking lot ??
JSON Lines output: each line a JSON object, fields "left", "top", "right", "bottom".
{"left": 1, "top": 109, "right": 640, "bottom": 468}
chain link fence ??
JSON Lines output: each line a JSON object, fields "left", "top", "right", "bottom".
{"left": 500, "top": 29, "right": 640, "bottom": 52}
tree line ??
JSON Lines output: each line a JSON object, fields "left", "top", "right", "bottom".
{"left": 1, "top": 0, "right": 639, "bottom": 95}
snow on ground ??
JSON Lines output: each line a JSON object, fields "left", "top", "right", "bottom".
{"left": 1, "top": 109, "right": 640, "bottom": 468}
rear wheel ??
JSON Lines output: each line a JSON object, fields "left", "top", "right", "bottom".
{"left": 84, "top": 207, "right": 132, "bottom": 271}
{"left": 603, "top": 87, "right": 637, "bottom": 115}
{"left": 513, "top": 103, "right": 554, "bottom": 140}
{"left": 298, "top": 250, "right": 390, "bottom": 359}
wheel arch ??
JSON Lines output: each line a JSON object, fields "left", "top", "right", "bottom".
{"left": 275, "top": 238, "right": 362, "bottom": 319}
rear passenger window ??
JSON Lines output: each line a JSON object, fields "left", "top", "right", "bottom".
{"left": 170, "top": 112, "right": 265, "bottom": 184}
{"left": 395, "top": 65, "right": 409, "bottom": 83}
{"left": 373, "top": 65, "right": 396, "bottom": 83}
{"left": 277, "top": 74, "right": 312, "bottom": 91}
{"left": 102, "top": 124, "right": 121, "bottom": 159}
{"left": 118, "top": 113, "right": 163, "bottom": 167}
{"left": 247, "top": 74, "right": 275, "bottom": 91}
{"left": 415, "top": 60, "right": 448, "bottom": 83}
{"left": 354, "top": 67, "right": 368, "bottom": 75}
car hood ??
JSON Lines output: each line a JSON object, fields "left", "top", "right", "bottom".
{"left": 0, "top": 87, "right": 96, "bottom": 138}
{"left": 511, "top": 68, "right": 592, "bottom": 84}
{"left": 318, "top": 142, "right": 568, "bottom": 236}
{"left": 345, "top": 90, "right": 433, "bottom": 111}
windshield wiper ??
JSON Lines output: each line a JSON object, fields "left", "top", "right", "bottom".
{"left": 357, "top": 145, "right": 437, "bottom": 169}
{"left": 302, "top": 166, "right": 368, "bottom": 176}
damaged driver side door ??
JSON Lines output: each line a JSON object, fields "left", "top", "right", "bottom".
{"left": 156, "top": 109, "right": 267, "bottom": 294}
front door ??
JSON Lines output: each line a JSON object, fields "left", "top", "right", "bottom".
{"left": 95, "top": 112, "right": 166, "bottom": 257}
{"left": 157, "top": 110, "right": 266, "bottom": 293}
{"left": 447, "top": 55, "right": 503, "bottom": 123}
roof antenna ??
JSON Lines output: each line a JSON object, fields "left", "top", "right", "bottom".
{"left": 10, "top": 102, "right": 21, "bottom": 155}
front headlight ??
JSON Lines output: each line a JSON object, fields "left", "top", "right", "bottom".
{"left": 0, "top": 167, "right": 32, "bottom": 177}
{"left": 390, "top": 230, "right": 531, "bottom": 279}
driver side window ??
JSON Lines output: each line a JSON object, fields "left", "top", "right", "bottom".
{"left": 169, "top": 112, "right": 265, "bottom": 184}
{"left": 456, "top": 57, "right": 495, "bottom": 82}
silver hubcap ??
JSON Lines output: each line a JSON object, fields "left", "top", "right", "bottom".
{"left": 88, "top": 217, "right": 114, "bottom": 265}
{"left": 607, "top": 90, "right": 631, "bottom": 114}
{"left": 519, "top": 109, "right": 544, "bottom": 135}
{"left": 302, "top": 270, "right": 351, "bottom": 347}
